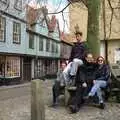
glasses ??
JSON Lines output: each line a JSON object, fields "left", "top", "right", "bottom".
{"left": 98, "top": 59, "right": 103, "bottom": 62}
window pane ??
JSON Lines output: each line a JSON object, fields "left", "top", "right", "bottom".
{"left": 0, "top": 16, "right": 5, "bottom": 42}
{"left": 29, "top": 34, "right": 34, "bottom": 49}
{"left": 51, "top": 41, "right": 54, "bottom": 53}
{"left": 0, "top": 56, "right": 5, "bottom": 76}
{"left": 39, "top": 37, "right": 43, "bottom": 51}
{"left": 46, "top": 39, "right": 50, "bottom": 52}
{"left": 5, "top": 57, "right": 20, "bottom": 77}
{"left": 56, "top": 43, "right": 58, "bottom": 53}
{"left": 13, "top": 22, "right": 21, "bottom": 43}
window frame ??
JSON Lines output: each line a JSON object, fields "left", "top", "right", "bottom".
{"left": 0, "top": 16, "right": 6, "bottom": 42}
{"left": 51, "top": 41, "right": 54, "bottom": 53}
{"left": 55, "top": 43, "right": 58, "bottom": 53}
{"left": 29, "top": 33, "right": 34, "bottom": 49}
{"left": 46, "top": 39, "right": 50, "bottom": 52}
{"left": 5, "top": 56, "right": 21, "bottom": 77}
{"left": 39, "top": 37, "right": 43, "bottom": 51}
{"left": 13, "top": 21, "right": 21, "bottom": 44}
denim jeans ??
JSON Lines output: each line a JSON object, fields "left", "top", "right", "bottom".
{"left": 88, "top": 80, "right": 107, "bottom": 103}
{"left": 63, "top": 58, "right": 83, "bottom": 85}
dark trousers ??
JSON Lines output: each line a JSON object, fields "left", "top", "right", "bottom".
{"left": 52, "top": 81, "right": 65, "bottom": 104}
{"left": 68, "top": 85, "right": 85, "bottom": 110}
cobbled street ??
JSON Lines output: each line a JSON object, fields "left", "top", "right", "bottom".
{"left": 0, "top": 80, "right": 120, "bottom": 120}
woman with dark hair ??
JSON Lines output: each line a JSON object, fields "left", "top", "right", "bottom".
{"left": 88, "top": 56, "right": 110, "bottom": 109}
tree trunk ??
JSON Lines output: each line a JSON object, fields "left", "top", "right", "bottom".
{"left": 87, "top": 0, "right": 101, "bottom": 57}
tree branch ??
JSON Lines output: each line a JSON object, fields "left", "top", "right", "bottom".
{"left": 48, "top": 2, "right": 71, "bottom": 14}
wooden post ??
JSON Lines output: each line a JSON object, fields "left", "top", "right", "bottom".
{"left": 31, "top": 80, "right": 45, "bottom": 120}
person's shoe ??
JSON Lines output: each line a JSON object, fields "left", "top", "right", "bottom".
{"left": 99, "top": 103, "right": 105, "bottom": 109}
{"left": 50, "top": 102, "right": 58, "bottom": 108}
{"left": 69, "top": 105, "right": 79, "bottom": 114}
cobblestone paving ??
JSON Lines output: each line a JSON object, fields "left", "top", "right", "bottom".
{"left": 0, "top": 80, "right": 120, "bottom": 120}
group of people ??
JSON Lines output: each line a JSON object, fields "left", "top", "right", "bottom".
{"left": 52, "top": 31, "right": 110, "bottom": 113}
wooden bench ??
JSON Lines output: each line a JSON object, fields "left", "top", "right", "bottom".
{"left": 111, "top": 88, "right": 120, "bottom": 102}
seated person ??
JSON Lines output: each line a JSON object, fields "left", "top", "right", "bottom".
{"left": 52, "top": 61, "right": 67, "bottom": 106}
{"left": 88, "top": 56, "right": 110, "bottom": 109}
{"left": 68, "top": 53, "right": 97, "bottom": 113}
{"left": 76, "top": 53, "right": 97, "bottom": 96}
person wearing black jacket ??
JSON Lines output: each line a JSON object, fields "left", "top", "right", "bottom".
{"left": 63, "top": 32, "right": 88, "bottom": 85}
{"left": 68, "top": 53, "right": 97, "bottom": 113}
{"left": 88, "top": 56, "right": 110, "bottom": 109}
{"left": 75, "top": 53, "right": 97, "bottom": 95}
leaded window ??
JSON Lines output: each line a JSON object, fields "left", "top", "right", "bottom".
{"left": 13, "top": 22, "right": 21, "bottom": 44}
{"left": 39, "top": 37, "right": 43, "bottom": 51}
{"left": 29, "top": 34, "right": 34, "bottom": 49}
{"left": 0, "top": 16, "right": 5, "bottom": 42}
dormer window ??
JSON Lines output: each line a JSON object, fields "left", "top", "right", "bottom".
{"left": 14, "top": 0, "right": 22, "bottom": 11}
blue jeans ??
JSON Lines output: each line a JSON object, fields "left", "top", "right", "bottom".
{"left": 89, "top": 80, "right": 107, "bottom": 103}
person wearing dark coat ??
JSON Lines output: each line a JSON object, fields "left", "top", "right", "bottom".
{"left": 68, "top": 53, "right": 97, "bottom": 113}
{"left": 88, "top": 56, "right": 110, "bottom": 109}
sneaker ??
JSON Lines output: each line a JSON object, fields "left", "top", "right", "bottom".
{"left": 99, "top": 103, "right": 105, "bottom": 109}
{"left": 50, "top": 101, "right": 59, "bottom": 107}
{"left": 50, "top": 104, "right": 57, "bottom": 108}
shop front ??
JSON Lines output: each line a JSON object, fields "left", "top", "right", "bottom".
{"left": 34, "top": 58, "right": 58, "bottom": 79}
{"left": 0, "top": 55, "right": 21, "bottom": 85}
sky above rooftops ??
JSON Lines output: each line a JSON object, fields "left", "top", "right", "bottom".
{"left": 26, "top": 0, "right": 69, "bottom": 33}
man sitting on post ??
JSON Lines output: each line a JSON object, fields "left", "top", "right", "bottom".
{"left": 63, "top": 31, "right": 88, "bottom": 85}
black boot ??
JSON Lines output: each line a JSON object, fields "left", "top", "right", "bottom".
{"left": 99, "top": 102, "right": 105, "bottom": 109}
{"left": 69, "top": 105, "right": 79, "bottom": 113}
